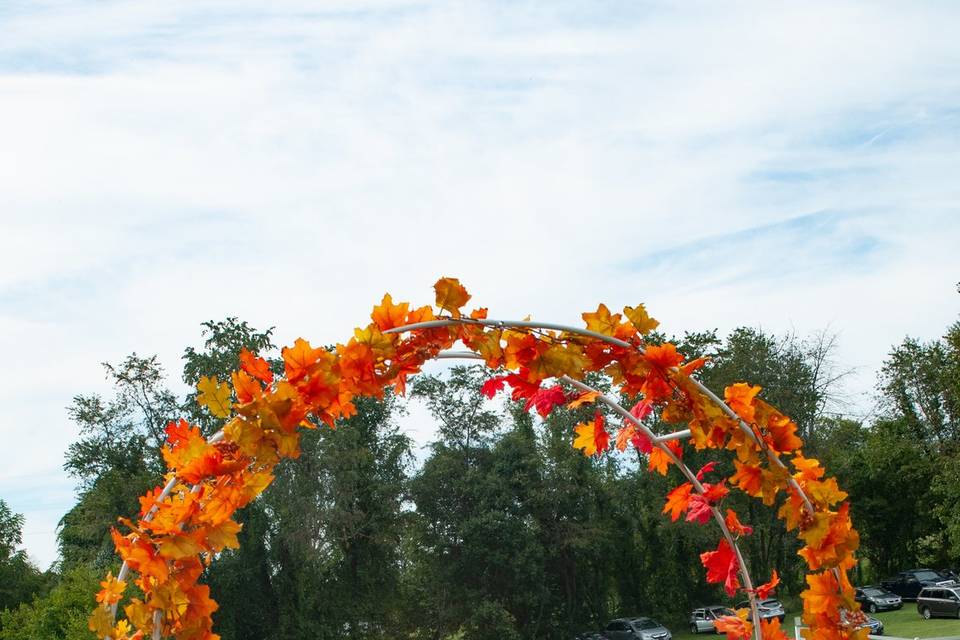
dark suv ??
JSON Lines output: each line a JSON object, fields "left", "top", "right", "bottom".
{"left": 916, "top": 585, "right": 960, "bottom": 619}
{"left": 603, "top": 617, "right": 672, "bottom": 640}
{"left": 855, "top": 586, "right": 903, "bottom": 613}
{"left": 881, "top": 569, "right": 956, "bottom": 601}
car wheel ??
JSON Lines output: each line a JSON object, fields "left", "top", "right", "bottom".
{"left": 869, "top": 603, "right": 877, "bottom": 613}
{"left": 921, "top": 607, "right": 932, "bottom": 620}
{"left": 690, "top": 625, "right": 699, "bottom": 634}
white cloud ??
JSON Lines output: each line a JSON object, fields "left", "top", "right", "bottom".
{"left": 1, "top": 0, "right": 959, "bottom": 568}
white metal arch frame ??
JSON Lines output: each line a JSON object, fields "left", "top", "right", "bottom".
{"left": 109, "top": 314, "right": 835, "bottom": 640}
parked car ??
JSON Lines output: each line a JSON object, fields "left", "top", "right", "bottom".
{"left": 734, "top": 598, "right": 786, "bottom": 622}
{"left": 860, "top": 615, "right": 884, "bottom": 635}
{"left": 838, "top": 610, "right": 884, "bottom": 636}
{"left": 881, "top": 569, "right": 956, "bottom": 601}
{"left": 690, "top": 607, "right": 736, "bottom": 634}
{"left": 916, "top": 585, "right": 960, "bottom": 620}
{"left": 603, "top": 617, "right": 672, "bottom": 640}
{"left": 855, "top": 586, "right": 903, "bottom": 613}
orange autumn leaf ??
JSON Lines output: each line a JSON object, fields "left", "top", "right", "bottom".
{"left": 725, "top": 509, "right": 753, "bottom": 536}
{"left": 572, "top": 411, "right": 610, "bottom": 456}
{"left": 715, "top": 609, "right": 753, "bottom": 640}
{"left": 663, "top": 482, "right": 693, "bottom": 521}
{"left": 760, "top": 617, "right": 789, "bottom": 640}
{"left": 648, "top": 440, "right": 682, "bottom": 475}
{"left": 231, "top": 369, "right": 262, "bottom": 404}
{"left": 582, "top": 303, "right": 621, "bottom": 336}
{"left": 239, "top": 348, "right": 273, "bottom": 384}
{"left": 724, "top": 382, "right": 761, "bottom": 424}
{"left": 643, "top": 343, "right": 684, "bottom": 369}
{"left": 755, "top": 570, "right": 780, "bottom": 599}
{"left": 567, "top": 390, "right": 600, "bottom": 408}
{"left": 434, "top": 277, "right": 471, "bottom": 318}
{"left": 371, "top": 293, "right": 410, "bottom": 331}
{"left": 731, "top": 460, "right": 763, "bottom": 497}
{"left": 281, "top": 338, "right": 325, "bottom": 383}
{"left": 801, "top": 571, "right": 840, "bottom": 615}
{"left": 96, "top": 571, "right": 127, "bottom": 605}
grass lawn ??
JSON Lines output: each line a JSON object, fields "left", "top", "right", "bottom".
{"left": 665, "top": 607, "right": 960, "bottom": 640}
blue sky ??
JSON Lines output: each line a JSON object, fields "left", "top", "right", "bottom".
{"left": 1, "top": 0, "right": 959, "bottom": 569}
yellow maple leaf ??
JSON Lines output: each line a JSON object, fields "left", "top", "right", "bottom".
{"left": 623, "top": 303, "right": 659, "bottom": 335}
{"left": 197, "top": 375, "right": 232, "bottom": 418}
{"left": 434, "top": 277, "right": 471, "bottom": 318}
{"left": 582, "top": 303, "right": 621, "bottom": 336}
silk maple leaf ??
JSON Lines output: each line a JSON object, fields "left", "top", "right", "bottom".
{"left": 568, "top": 390, "right": 600, "bottom": 408}
{"left": 731, "top": 460, "right": 763, "bottom": 497}
{"left": 525, "top": 385, "right": 568, "bottom": 418}
{"left": 505, "top": 370, "right": 540, "bottom": 402}
{"left": 686, "top": 494, "right": 713, "bottom": 524}
{"left": 582, "top": 303, "right": 621, "bottom": 336}
{"left": 696, "top": 461, "right": 718, "bottom": 481}
{"left": 434, "top": 277, "right": 471, "bottom": 318}
{"left": 755, "top": 570, "right": 780, "bottom": 599}
{"left": 643, "top": 343, "right": 684, "bottom": 369}
{"left": 623, "top": 303, "right": 659, "bottom": 335}
{"left": 724, "top": 383, "right": 761, "bottom": 424}
{"left": 801, "top": 571, "right": 840, "bottom": 615}
{"left": 715, "top": 609, "right": 752, "bottom": 640}
{"left": 480, "top": 376, "right": 507, "bottom": 399}
{"left": 239, "top": 348, "right": 273, "bottom": 384}
{"left": 663, "top": 482, "right": 693, "bottom": 521}
{"left": 760, "top": 617, "right": 789, "bottom": 640}
{"left": 371, "top": 293, "right": 410, "bottom": 331}
{"left": 700, "top": 538, "right": 740, "bottom": 596}
{"left": 281, "top": 338, "right": 325, "bottom": 383}
{"left": 573, "top": 411, "right": 610, "bottom": 456}
{"left": 725, "top": 509, "right": 753, "bottom": 536}
{"left": 197, "top": 375, "right": 232, "bottom": 418}
{"left": 648, "top": 440, "right": 682, "bottom": 475}
{"left": 96, "top": 571, "right": 127, "bottom": 605}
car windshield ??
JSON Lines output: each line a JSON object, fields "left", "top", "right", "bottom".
{"left": 634, "top": 619, "right": 660, "bottom": 630}
{"left": 760, "top": 599, "right": 781, "bottom": 607}
{"left": 862, "top": 588, "right": 886, "bottom": 597}
{"left": 915, "top": 571, "right": 942, "bottom": 581}
{"left": 711, "top": 608, "right": 735, "bottom": 617}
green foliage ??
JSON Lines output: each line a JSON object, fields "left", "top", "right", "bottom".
{"left": 59, "top": 355, "right": 178, "bottom": 568}
{"left": 0, "top": 499, "right": 44, "bottom": 619}
{"left": 0, "top": 564, "right": 99, "bottom": 640}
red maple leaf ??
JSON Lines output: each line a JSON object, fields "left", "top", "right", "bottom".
{"left": 505, "top": 370, "right": 540, "bottom": 402}
{"left": 480, "top": 376, "right": 507, "bottom": 399}
{"left": 700, "top": 539, "right": 740, "bottom": 596}
{"left": 525, "top": 385, "right": 568, "bottom": 418}
{"left": 686, "top": 494, "right": 714, "bottom": 524}
{"left": 696, "top": 461, "right": 718, "bottom": 481}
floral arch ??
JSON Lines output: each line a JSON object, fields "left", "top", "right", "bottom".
{"left": 90, "top": 278, "right": 863, "bottom": 640}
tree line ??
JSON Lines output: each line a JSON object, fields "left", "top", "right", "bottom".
{"left": 1, "top": 313, "right": 958, "bottom": 640}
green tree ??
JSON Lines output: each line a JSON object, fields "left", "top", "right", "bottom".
{"left": 0, "top": 564, "right": 99, "bottom": 640}
{"left": 59, "top": 355, "right": 179, "bottom": 567}
{"left": 0, "top": 499, "right": 45, "bottom": 619}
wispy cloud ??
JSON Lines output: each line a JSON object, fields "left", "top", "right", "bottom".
{"left": 2, "top": 0, "right": 959, "bottom": 568}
